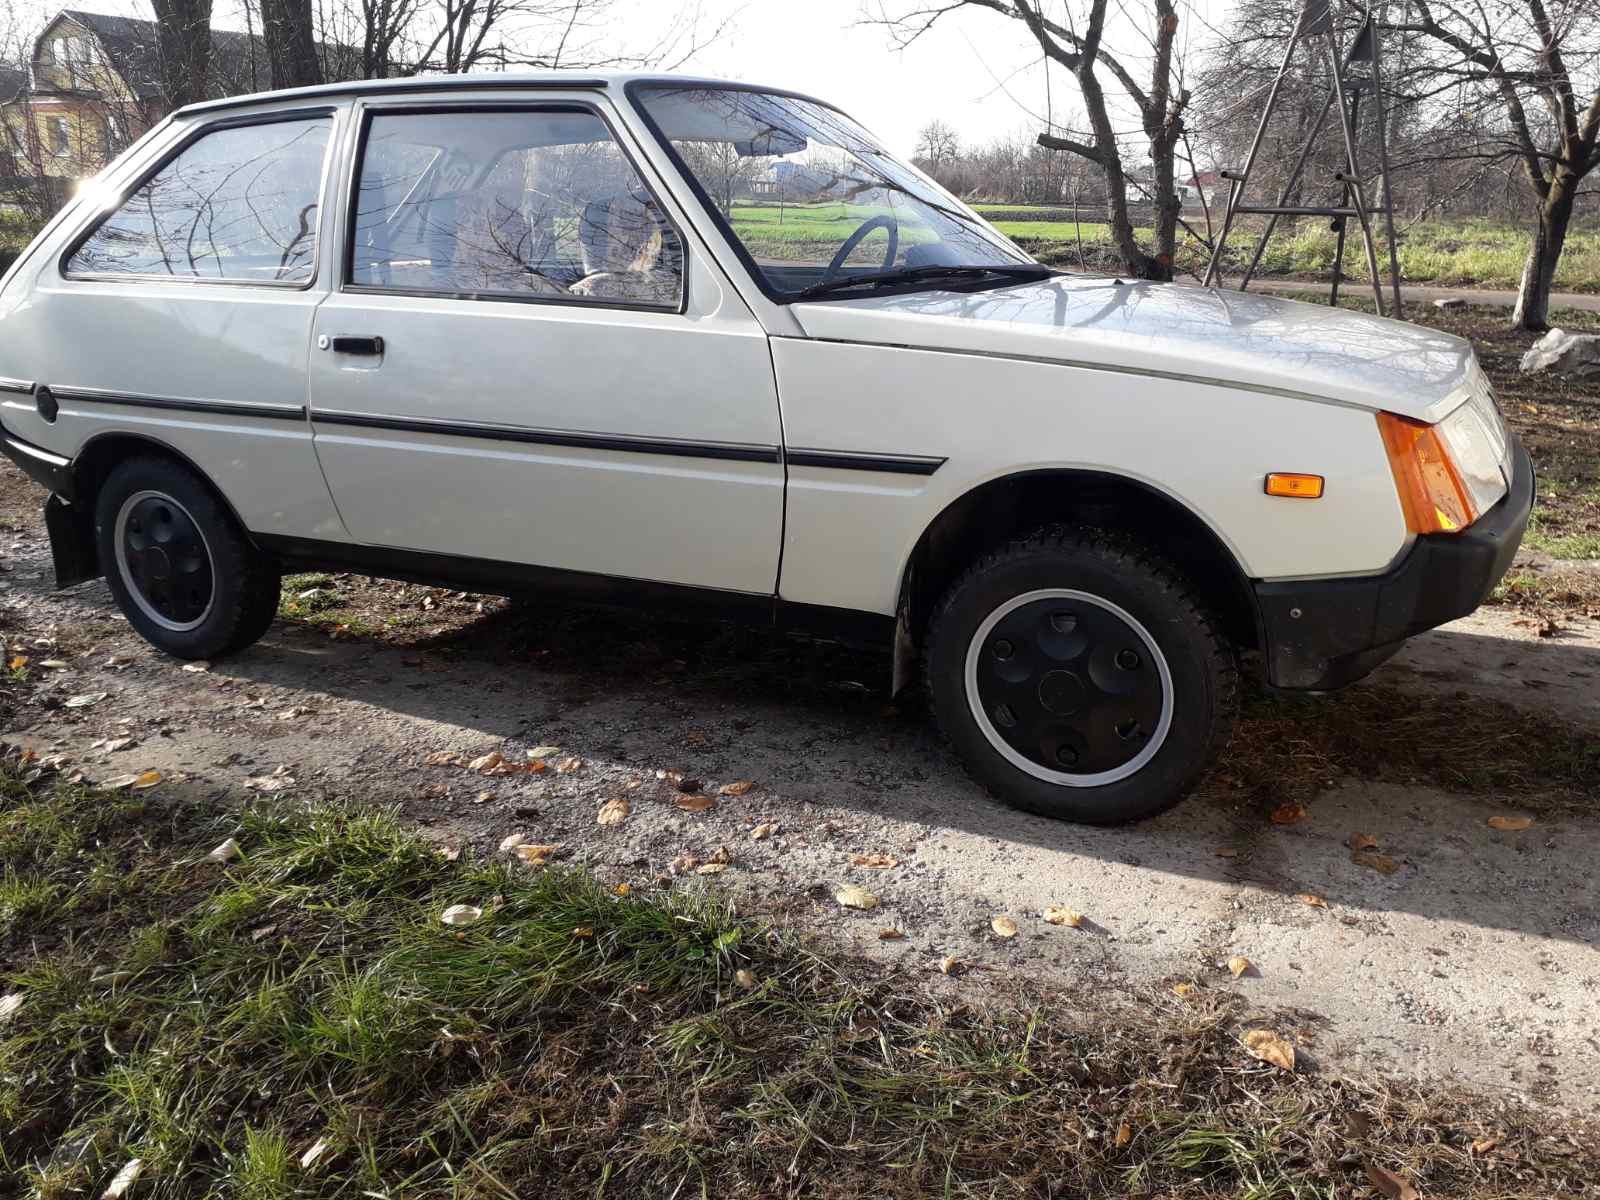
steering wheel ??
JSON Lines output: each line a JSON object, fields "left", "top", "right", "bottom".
{"left": 822, "top": 214, "right": 899, "bottom": 282}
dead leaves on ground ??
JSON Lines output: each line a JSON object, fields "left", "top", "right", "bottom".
{"left": 1269, "top": 801, "right": 1308, "bottom": 825}
{"left": 834, "top": 884, "right": 879, "bottom": 910}
{"left": 596, "top": 797, "right": 630, "bottom": 827}
{"left": 1227, "top": 955, "right": 1251, "bottom": 978}
{"left": 1364, "top": 1162, "right": 1422, "bottom": 1200}
{"left": 718, "top": 780, "right": 756, "bottom": 796}
{"left": 1296, "top": 892, "right": 1329, "bottom": 909}
{"left": 1042, "top": 906, "right": 1084, "bottom": 928}
{"left": 851, "top": 853, "right": 897, "bottom": 869}
{"left": 1487, "top": 814, "right": 1534, "bottom": 831}
{"left": 675, "top": 793, "right": 716, "bottom": 813}
{"left": 1242, "top": 1028, "right": 1295, "bottom": 1071}
{"left": 990, "top": 915, "right": 1018, "bottom": 939}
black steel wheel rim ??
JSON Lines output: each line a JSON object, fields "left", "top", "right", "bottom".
{"left": 114, "top": 490, "right": 215, "bottom": 632}
{"left": 964, "top": 589, "right": 1173, "bottom": 786}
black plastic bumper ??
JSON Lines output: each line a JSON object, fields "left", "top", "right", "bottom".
{"left": 0, "top": 415, "right": 74, "bottom": 499}
{"left": 1255, "top": 437, "right": 1534, "bottom": 691}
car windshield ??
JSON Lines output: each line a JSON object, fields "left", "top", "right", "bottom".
{"left": 631, "top": 85, "right": 1036, "bottom": 300}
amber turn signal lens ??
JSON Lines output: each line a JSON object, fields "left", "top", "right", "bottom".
{"left": 1376, "top": 411, "right": 1475, "bottom": 534}
{"left": 1264, "top": 472, "right": 1324, "bottom": 499}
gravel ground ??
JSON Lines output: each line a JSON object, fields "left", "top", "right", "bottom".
{"left": 2, "top": 461, "right": 1598, "bottom": 1112}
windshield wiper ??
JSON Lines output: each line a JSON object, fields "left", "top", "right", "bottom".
{"left": 791, "top": 263, "right": 1056, "bottom": 302}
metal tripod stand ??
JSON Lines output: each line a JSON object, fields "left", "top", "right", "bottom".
{"left": 1202, "top": 0, "right": 1403, "bottom": 316}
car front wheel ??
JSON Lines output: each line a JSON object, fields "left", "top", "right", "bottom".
{"left": 925, "top": 527, "right": 1237, "bottom": 824}
{"left": 95, "top": 456, "right": 281, "bottom": 660}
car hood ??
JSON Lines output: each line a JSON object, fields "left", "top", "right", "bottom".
{"left": 791, "top": 276, "right": 1477, "bottom": 422}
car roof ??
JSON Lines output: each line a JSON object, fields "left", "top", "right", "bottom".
{"left": 175, "top": 71, "right": 833, "bottom": 118}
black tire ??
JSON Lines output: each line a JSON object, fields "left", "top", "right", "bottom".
{"left": 924, "top": 526, "right": 1237, "bottom": 824}
{"left": 94, "top": 455, "right": 281, "bottom": 660}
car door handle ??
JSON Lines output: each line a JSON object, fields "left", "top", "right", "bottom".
{"left": 324, "top": 335, "right": 384, "bottom": 356}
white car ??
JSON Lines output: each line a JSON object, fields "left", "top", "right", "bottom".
{"left": 0, "top": 74, "right": 1532, "bottom": 823}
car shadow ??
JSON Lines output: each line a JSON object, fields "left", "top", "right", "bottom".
{"left": 210, "top": 594, "right": 1600, "bottom": 949}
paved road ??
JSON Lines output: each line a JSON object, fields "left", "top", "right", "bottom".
{"left": 1248, "top": 278, "right": 1600, "bottom": 314}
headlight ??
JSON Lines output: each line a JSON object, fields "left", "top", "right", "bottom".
{"left": 1376, "top": 389, "right": 1509, "bottom": 535}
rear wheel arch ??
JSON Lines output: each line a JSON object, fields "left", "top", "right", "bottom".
{"left": 71, "top": 432, "right": 257, "bottom": 541}
{"left": 895, "top": 469, "right": 1261, "bottom": 667}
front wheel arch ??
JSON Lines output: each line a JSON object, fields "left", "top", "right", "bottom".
{"left": 893, "top": 469, "right": 1261, "bottom": 684}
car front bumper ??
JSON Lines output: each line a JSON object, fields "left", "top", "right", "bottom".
{"left": 1254, "top": 436, "right": 1534, "bottom": 691}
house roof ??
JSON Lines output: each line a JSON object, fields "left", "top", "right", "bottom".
{"left": 0, "top": 62, "right": 27, "bottom": 103}
{"left": 42, "top": 9, "right": 358, "bottom": 102}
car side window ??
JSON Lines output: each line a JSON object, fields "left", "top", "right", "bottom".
{"left": 66, "top": 115, "right": 332, "bottom": 284}
{"left": 349, "top": 108, "right": 683, "bottom": 309}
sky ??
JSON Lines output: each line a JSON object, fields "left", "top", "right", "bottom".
{"left": 4, "top": 0, "right": 1231, "bottom": 156}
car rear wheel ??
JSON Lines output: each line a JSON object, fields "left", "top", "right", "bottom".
{"left": 925, "top": 527, "right": 1237, "bottom": 824}
{"left": 95, "top": 456, "right": 280, "bottom": 660}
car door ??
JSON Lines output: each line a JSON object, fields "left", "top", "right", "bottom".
{"left": 13, "top": 106, "right": 348, "bottom": 541}
{"left": 305, "top": 100, "right": 785, "bottom": 596}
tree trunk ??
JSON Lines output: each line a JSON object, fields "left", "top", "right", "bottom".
{"left": 149, "top": 0, "right": 214, "bottom": 109}
{"left": 261, "top": 0, "right": 324, "bottom": 90}
{"left": 1511, "top": 176, "right": 1575, "bottom": 333}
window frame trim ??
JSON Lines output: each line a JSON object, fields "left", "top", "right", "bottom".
{"left": 338, "top": 98, "right": 689, "bottom": 317}
{"left": 57, "top": 105, "right": 342, "bottom": 291}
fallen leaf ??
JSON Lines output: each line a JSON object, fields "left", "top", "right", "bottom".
{"left": 1242, "top": 1029, "right": 1295, "bottom": 1071}
{"left": 877, "top": 928, "right": 906, "bottom": 940}
{"left": 498, "top": 832, "right": 527, "bottom": 853}
{"left": 515, "top": 844, "right": 558, "bottom": 866}
{"left": 572, "top": 926, "right": 595, "bottom": 939}
{"left": 1213, "top": 847, "right": 1239, "bottom": 858}
{"left": 597, "top": 796, "right": 630, "bottom": 826}
{"left": 1352, "top": 851, "right": 1400, "bottom": 875}
{"left": 39, "top": 658, "right": 67, "bottom": 668}
{"left": 425, "top": 750, "right": 461, "bottom": 766}
{"left": 612, "top": 882, "right": 631, "bottom": 897}
{"left": 834, "top": 883, "right": 880, "bottom": 910}
{"left": 1363, "top": 1162, "right": 1421, "bottom": 1200}
{"left": 735, "top": 968, "right": 758, "bottom": 989}
{"left": 851, "top": 853, "right": 898, "bottom": 869}
{"left": 181, "top": 661, "right": 211, "bottom": 673}
{"left": 1471, "top": 1136, "right": 1499, "bottom": 1155}
{"left": 6, "top": 654, "right": 26, "bottom": 670}
{"left": 103, "top": 1158, "right": 144, "bottom": 1199}
{"left": 245, "top": 767, "right": 296, "bottom": 792}
{"left": 1172, "top": 982, "right": 1196, "bottom": 997}
{"left": 131, "top": 769, "right": 161, "bottom": 790}
{"left": 64, "top": 692, "right": 107, "bottom": 708}
{"left": 0, "top": 993, "right": 23, "bottom": 1023}
{"left": 440, "top": 904, "right": 483, "bottom": 926}
{"left": 207, "top": 837, "right": 241, "bottom": 863}
{"left": 1487, "top": 815, "right": 1533, "bottom": 832}
{"left": 1115, "top": 1122, "right": 1133, "bottom": 1148}
{"left": 104, "top": 773, "right": 144, "bottom": 789}
{"left": 527, "top": 745, "right": 560, "bottom": 758}
{"left": 675, "top": 776, "right": 702, "bottom": 793}
{"left": 751, "top": 822, "right": 778, "bottom": 840}
{"left": 1270, "top": 801, "right": 1308, "bottom": 825}
{"left": 554, "top": 756, "right": 584, "bottom": 773}
{"left": 696, "top": 862, "right": 728, "bottom": 875}
{"left": 104, "top": 736, "right": 136, "bottom": 752}
{"left": 719, "top": 779, "right": 756, "bottom": 796}
{"left": 676, "top": 793, "right": 715, "bottom": 813}
{"left": 938, "top": 954, "right": 958, "bottom": 975}
{"left": 1042, "top": 906, "right": 1083, "bottom": 928}
{"left": 991, "top": 915, "right": 1018, "bottom": 938}
{"left": 1295, "top": 893, "right": 1328, "bottom": 909}
{"left": 1228, "top": 955, "right": 1252, "bottom": 978}
{"left": 468, "top": 751, "right": 504, "bottom": 772}
{"left": 1348, "top": 832, "right": 1380, "bottom": 851}
{"left": 300, "top": 1139, "right": 330, "bottom": 1170}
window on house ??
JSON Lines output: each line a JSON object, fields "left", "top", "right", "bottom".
{"left": 66, "top": 115, "right": 332, "bottom": 283}
{"left": 49, "top": 116, "right": 69, "bottom": 157}
{"left": 348, "top": 108, "right": 683, "bottom": 308}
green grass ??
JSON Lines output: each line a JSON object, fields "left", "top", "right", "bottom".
{"left": 2, "top": 755, "right": 1595, "bottom": 1198}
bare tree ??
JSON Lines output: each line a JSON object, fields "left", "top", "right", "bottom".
{"left": 149, "top": 0, "right": 214, "bottom": 108}
{"left": 1389, "top": 0, "right": 1600, "bottom": 330}
{"left": 261, "top": 0, "right": 325, "bottom": 88}
{"left": 914, "top": 118, "right": 961, "bottom": 170}
{"left": 883, "top": 0, "right": 1191, "bottom": 281}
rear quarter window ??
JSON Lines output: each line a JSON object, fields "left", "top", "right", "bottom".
{"left": 65, "top": 114, "right": 332, "bottom": 285}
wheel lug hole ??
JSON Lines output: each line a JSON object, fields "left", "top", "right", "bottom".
{"left": 1055, "top": 745, "right": 1080, "bottom": 766}
{"left": 1049, "top": 612, "right": 1077, "bottom": 634}
{"left": 1116, "top": 719, "right": 1141, "bottom": 741}
{"left": 992, "top": 638, "right": 1015, "bottom": 660}
{"left": 993, "top": 703, "right": 1018, "bottom": 728}
{"left": 1116, "top": 648, "right": 1141, "bottom": 670}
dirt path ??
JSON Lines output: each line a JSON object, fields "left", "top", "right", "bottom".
{"left": 2, "top": 464, "right": 1597, "bottom": 1112}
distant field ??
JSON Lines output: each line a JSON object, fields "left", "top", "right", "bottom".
{"left": 974, "top": 206, "right": 1600, "bottom": 292}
